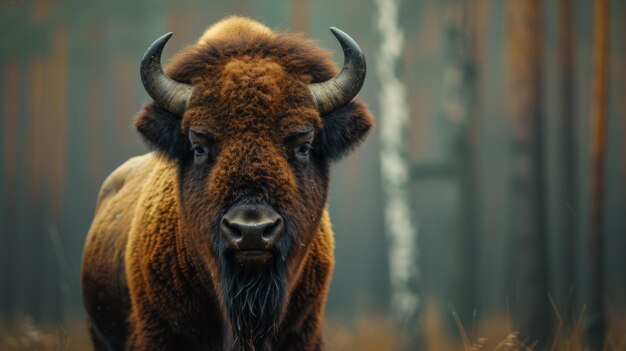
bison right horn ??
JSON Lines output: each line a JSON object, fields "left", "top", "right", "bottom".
{"left": 140, "top": 32, "right": 193, "bottom": 117}
{"left": 308, "top": 27, "right": 367, "bottom": 116}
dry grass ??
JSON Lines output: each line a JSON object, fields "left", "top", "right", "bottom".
{"left": 323, "top": 304, "right": 626, "bottom": 351}
{"left": 324, "top": 316, "right": 402, "bottom": 351}
{"left": 1, "top": 309, "right": 625, "bottom": 350}
{"left": 0, "top": 317, "right": 90, "bottom": 351}
{"left": 323, "top": 306, "right": 533, "bottom": 351}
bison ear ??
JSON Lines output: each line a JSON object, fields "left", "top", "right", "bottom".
{"left": 135, "top": 103, "right": 188, "bottom": 160}
{"left": 319, "top": 100, "right": 374, "bottom": 162}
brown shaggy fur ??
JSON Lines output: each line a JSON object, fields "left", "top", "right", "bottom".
{"left": 81, "top": 16, "right": 373, "bottom": 351}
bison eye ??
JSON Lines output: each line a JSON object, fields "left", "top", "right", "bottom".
{"left": 192, "top": 144, "right": 209, "bottom": 160}
{"left": 188, "top": 130, "right": 215, "bottom": 165}
{"left": 296, "top": 143, "right": 312, "bottom": 158}
{"left": 286, "top": 129, "right": 314, "bottom": 163}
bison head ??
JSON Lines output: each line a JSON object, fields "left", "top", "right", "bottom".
{"left": 134, "top": 19, "right": 372, "bottom": 350}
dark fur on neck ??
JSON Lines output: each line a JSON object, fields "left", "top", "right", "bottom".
{"left": 220, "top": 255, "right": 287, "bottom": 351}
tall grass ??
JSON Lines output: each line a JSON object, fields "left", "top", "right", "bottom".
{"left": 1, "top": 309, "right": 625, "bottom": 350}
{"left": 323, "top": 304, "right": 626, "bottom": 351}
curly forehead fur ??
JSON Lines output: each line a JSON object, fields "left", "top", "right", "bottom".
{"left": 170, "top": 18, "right": 340, "bottom": 143}
{"left": 167, "top": 16, "right": 338, "bottom": 91}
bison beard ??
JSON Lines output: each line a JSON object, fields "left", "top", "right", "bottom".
{"left": 220, "top": 254, "right": 287, "bottom": 351}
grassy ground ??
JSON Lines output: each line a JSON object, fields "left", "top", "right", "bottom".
{"left": 323, "top": 306, "right": 626, "bottom": 351}
{"left": 1, "top": 309, "right": 625, "bottom": 350}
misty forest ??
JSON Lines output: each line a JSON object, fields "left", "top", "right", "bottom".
{"left": 1, "top": 0, "right": 625, "bottom": 350}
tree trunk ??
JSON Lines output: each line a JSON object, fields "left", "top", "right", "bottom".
{"left": 586, "top": 0, "right": 609, "bottom": 349}
{"left": 375, "top": 0, "right": 421, "bottom": 346}
{"left": 505, "top": 0, "right": 549, "bottom": 346}
{"left": 556, "top": 0, "right": 576, "bottom": 325}
{"left": 290, "top": 0, "right": 309, "bottom": 33}
{"left": 440, "top": 0, "right": 478, "bottom": 330}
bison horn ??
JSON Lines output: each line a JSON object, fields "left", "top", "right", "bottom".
{"left": 140, "top": 32, "right": 193, "bottom": 116}
{"left": 309, "top": 27, "right": 366, "bottom": 115}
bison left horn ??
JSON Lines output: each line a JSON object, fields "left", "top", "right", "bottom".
{"left": 140, "top": 32, "right": 193, "bottom": 116}
{"left": 309, "top": 27, "right": 367, "bottom": 115}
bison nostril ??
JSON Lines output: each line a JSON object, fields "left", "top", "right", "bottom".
{"left": 221, "top": 219, "right": 243, "bottom": 240}
{"left": 262, "top": 218, "right": 282, "bottom": 241}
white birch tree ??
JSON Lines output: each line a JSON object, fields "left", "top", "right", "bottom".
{"left": 375, "top": 0, "right": 420, "bottom": 332}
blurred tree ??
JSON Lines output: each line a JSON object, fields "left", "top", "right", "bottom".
{"left": 374, "top": 0, "right": 421, "bottom": 347}
{"left": 290, "top": 0, "right": 309, "bottom": 32}
{"left": 555, "top": 0, "right": 577, "bottom": 324}
{"left": 505, "top": 0, "right": 549, "bottom": 346}
{"left": 437, "top": 0, "right": 478, "bottom": 330}
{"left": 586, "top": 0, "right": 609, "bottom": 349}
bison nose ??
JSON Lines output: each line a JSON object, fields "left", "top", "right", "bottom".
{"left": 220, "top": 205, "right": 283, "bottom": 250}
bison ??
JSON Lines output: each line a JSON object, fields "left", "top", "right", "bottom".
{"left": 81, "top": 16, "right": 373, "bottom": 351}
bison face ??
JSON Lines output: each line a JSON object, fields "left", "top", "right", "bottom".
{"left": 135, "top": 28, "right": 372, "bottom": 349}
{"left": 179, "top": 57, "right": 327, "bottom": 268}
{"left": 180, "top": 59, "right": 329, "bottom": 348}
